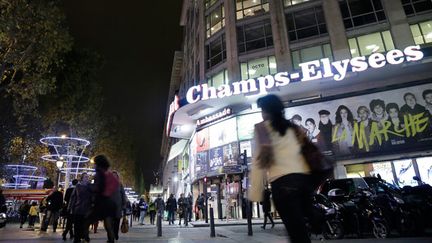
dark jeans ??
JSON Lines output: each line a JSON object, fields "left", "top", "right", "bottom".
{"left": 41, "top": 210, "right": 60, "bottom": 231}
{"left": 28, "top": 215, "right": 37, "bottom": 226}
{"left": 263, "top": 211, "right": 274, "bottom": 228}
{"left": 20, "top": 214, "right": 27, "bottom": 226}
{"left": 63, "top": 214, "right": 74, "bottom": 237}
{"left": 167, "top": 210, "right": 175, "bottom": 224}
{"left": 149, "top": 211, "right": 156, "bottom": 225}
{"left": 73, "top": 214, "right": 89, "bottom": 243}
{"left": 113, "top": 217, "right": 121, "bottom": 240}
{"left": 271, "top": 173, "right": 313, "bottom": 243}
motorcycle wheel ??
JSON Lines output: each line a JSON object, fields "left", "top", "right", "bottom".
{"left": 323, "top": 220, "right": 344, "bottom": 240}
{"left": 372, "top": 221, "right": 389, "bottom": 238}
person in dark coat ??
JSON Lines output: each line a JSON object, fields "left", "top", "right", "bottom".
{"left": 41, "top": 186, "right": 64, "bottom": 232}
{"left": 69, "top": 173, "right": 92, "bottom": 243}
{"left": 0, "top": 189, "right": 6, "bottom": 213}
{"left": 318, "top": 110, "right": 333, "bottom": 154}
{"left": 261, "top": 187, "right": 275, "bottom": 229}
{"left": 62, "top": 179, "right": 78, "bottom": 240}
{"left": 112, "top": 171, "right": 127, "bottom": 241}
{"left": 166, "top": 194, "right": 177, "bottom": 225}
{"left": 177, "top": 193, "right": 189, "bottom": 225}
{"left": 187, "top": 193, "right": 193, "bottom": 222}
{"left": 19, "top": 200, "right": 30, "bottom": 228}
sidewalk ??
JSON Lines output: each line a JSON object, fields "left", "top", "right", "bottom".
{"left": 189, "top": 218, "right": 283, "bottom": 227}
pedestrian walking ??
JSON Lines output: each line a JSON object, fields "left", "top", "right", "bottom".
{"left": 41, "top": 186, "right": 63, "bottom": 232}
{"left": 69, "top": 172, "right": 92, "bottom": 243}
{"left": 177, "top": 193, "right": 188, "bottom": 225}
{"left": 39, "top": 197, "right": 47, "bottom": 228}
{"left": 261, "top": 187, "right": 274, "bottom": 229}
{"left": 41, "top": 186, "right": 64, "bottom": 232}
{"left": 19, "top": 200, "right": 30, "bottom": 228}
{"left": 62, "top": 179, "right": 78, "bottom": 240}
{"left": 86, "top": 154, "right": 120, "bottom": 243}
{"left": 132, "top": 203, "right": 139, "bottom": 221}
{"left": 112, "top": 171, "right": 127, "bottom": 241}
{"left": 166, "top": 194, "right": 177, "bottom": 225}
{"left": 197, "top": 193, "right": 205, "bottom": 220}
{"left": 148, "top": 199, "right": 156, "bottom": 225}
{"left": 248, "top": 94, "right": 316, "bottom": 243}
{"left": 138, "top": 198, "right": 148, "bottom": 225}
{"left": 187, "top": 193, "right": 193, "bottom": 222}
{"left": 28, "top": 201, "right": 38, "bottom": 228}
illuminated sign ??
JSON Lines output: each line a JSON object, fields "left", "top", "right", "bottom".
{"left": 186, "top": 46, "right": 424, "bottom": 104}
{"left": 166, "top": 95, "right": 180, "bottom": 136}
{"left": 197, "top": 107, "right": 232, "bottom": 126}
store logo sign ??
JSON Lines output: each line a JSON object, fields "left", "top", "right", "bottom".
{"left": 196, "top": 107, "right": 232, "bottom": 126}
{"left": 186, "top": 45, "right": 424, "bottom": 104}
{"left": 166, "top": 95, "right": 180, "bottom": 136}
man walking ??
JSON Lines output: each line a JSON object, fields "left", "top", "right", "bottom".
{"left": 138, "top": 198, "right": 148, "bottom": 225}
{"left": 166, "top": 194, "right": 177, "bottom": 225}
{"left": 62, "top": 179, "right": 78, "bottom": 240}
{"left": 41, "top": 186, "right": 63, "bottom": 232}
{"left": 69, "top": 173, "right": 92, "bottom": 243}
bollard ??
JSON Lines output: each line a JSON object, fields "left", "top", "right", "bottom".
{"left": 157, "top": 211, "right": 162, "bottom": 237}
{"left": 209, "top": 207, "right": 216, "bottom": 237}
{"left": 247, "top": 201, "right": 253, "bottom": 236}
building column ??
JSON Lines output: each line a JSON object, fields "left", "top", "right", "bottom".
{"left": 269, "top": 0, "right": 292, "bottom": 72}
{"left": 322, "top": 0, "right": 351, "bottom": 60}
{"left": 198, "top": 0, "right": 206, "bottom": 82}
{"left": 381, "top": 0, "right": 415, "bottom": 49}
{"left": 224, "top": 0, "right": 241, "bottom": 82}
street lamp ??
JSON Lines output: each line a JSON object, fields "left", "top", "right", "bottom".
{"left": 56, "top": 160, "right": 64, "bottom": 187}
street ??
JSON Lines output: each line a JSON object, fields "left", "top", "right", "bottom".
{"left": 1, "top": 221, "right": 432, "bottom": 243}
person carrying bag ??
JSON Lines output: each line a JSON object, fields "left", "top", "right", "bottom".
{"left": 248, "top": 94, "right": 333, "bottom": 243}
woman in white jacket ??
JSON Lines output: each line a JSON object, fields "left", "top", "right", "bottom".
{"left": 248, "top": 94, "right": 313, "bottom": 243}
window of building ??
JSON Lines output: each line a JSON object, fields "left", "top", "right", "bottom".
{"left": 340, "top": 0, "right": 386, "bottom": 29}
{"left": 206, "top": 4, "right": 225, "bottom": 38}
{"left": 237, "top": 19, "right": 274, "bottom": 54}
{"left": 207, "top": 69, "right": 229, "bottom": 86}
{"left": 416, "top": 157, "right": 432, "bottom": 186}
{"left": 236, "top": 0, "right": 270, "bottom": 20}
{"left": 401, "top": 0, "right": 432, "bottom": 16}
{"left": 240, "top": 56, "right": 277, "bottom": 80}
{"left": 285, "top": 7, "right": 327, "bottom": 41}
{"left": 410, "top": 20, "right": 432, "bottom": 45}
{"left": 291, "top": 44, "right": 332, "bottom": 69}
{"left": 284, "top": 0, "right": 313, "bottom": 7}
{"left": 205, "top": 0, "right": 218, "bottom": 9}
{"left": 348, "top": 31, "right": 394, "bottom": 57}
{"left": 206, "top": 34, "right": 227, "bottom": 69}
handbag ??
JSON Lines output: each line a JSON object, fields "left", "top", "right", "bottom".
{"left": 121, "top": 216, "right": 129, "bottom": 233}
{"left": 293, "top": 126, "right": 334, "bottom": 188}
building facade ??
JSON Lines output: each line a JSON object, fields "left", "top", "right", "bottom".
{"left": 161, "top": 0, "right": 432, "bottom": 220}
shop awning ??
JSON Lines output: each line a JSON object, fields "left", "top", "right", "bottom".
{"left": 167, "top": 139, "right": 188, "bottom": 162}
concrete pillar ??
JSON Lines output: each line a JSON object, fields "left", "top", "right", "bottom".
{"left": 269, "top": 0, "right": 293, "bottom": 72}
{"left": 381, "top": 0, "right": 415, "bottom": 49}
{"left": 322, "top": 0, "right": 351, "bottom": 60}
{"left": 224, "top": 0, "right": 241, "bottom": 83}
{"left": 198, "top": 0, "right": 206, "bottom": 82}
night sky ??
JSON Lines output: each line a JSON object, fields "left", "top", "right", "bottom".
{"left": 63, "top": 1, "right": 183, "bottom": 185}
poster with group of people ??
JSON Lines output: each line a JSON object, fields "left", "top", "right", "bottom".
{"left": 285, "top": 82, "right": 432, "bottom": 159}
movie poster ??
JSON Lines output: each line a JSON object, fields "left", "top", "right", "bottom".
{"left": 209, "top": 118, "right": 238, "bottom": 148}
{"left": 209, "top": 147, "right": 223, "bottom": 174}
{"left": 195, "top": 152, "right": 208, "bottom": 179}
{"left": 222, "top": 142, "right": 239, "bottom": 166}
{"left": 195, "top": 128, "right": 209, "bottom": 152}
{"left": 284, "top": 82, "right": 432, "bottom": 159}
{"left": 237, "top": 113, "right": 263, "bottom": 140}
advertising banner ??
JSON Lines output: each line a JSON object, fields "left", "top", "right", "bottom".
{"left": 195, "top": 152, "right": 208, "bottom": 179}
{"left": 209, "top": 118, "right": 238, "bottom": 148}
{"left": 284, "top": 82, "right": 432, "bottom": 159}
{"left": 209, "top": 147, "right": 223, "bottom": 174}
{"left": 237, "top": 113, "right": 263, "bottom": 140}
{"left": 195, "top": 128, "right": 209, "bottom": 152}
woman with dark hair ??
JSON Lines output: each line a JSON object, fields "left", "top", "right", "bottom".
{"left": 248, "top": 94, "right": 312, "bottom": 243}
{"left": 333, "top": 105, "right": 355, "bottom": 155}
{"left": 386, "top": 103, "right": 406, "bottom": 145}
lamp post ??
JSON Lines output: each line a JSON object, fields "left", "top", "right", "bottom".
{"left": 56, "top": 160, "right": 64, "bottom": 187}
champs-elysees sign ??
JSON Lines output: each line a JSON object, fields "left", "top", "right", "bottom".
{"left": 186, "top": 45, "right": 424, "bottom": 104}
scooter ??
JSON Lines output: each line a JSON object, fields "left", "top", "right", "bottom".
{"left": 307, "top": 194, "right": 344, "bottom": 240}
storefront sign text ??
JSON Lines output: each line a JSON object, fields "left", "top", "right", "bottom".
{"left": 196, "top": 108, "right": 232, "bottom": 126}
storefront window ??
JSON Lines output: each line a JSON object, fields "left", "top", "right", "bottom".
{"left": 237, "top": 19, "right": 274, "bottom": 54}
{"left": 206, "top": 4, "right": 225, "bottom": 38}
{"left": 410, "top": 20, "right": 432, "bottom": 45}
{"left": 285, "top": 6, "right": 327, "bottom": 41}
{"left": 416, "top": 157, "right": 432, "bottom": 185}
{"left": 206, "top": 34, "right": 227, "bottom": 69}
{"left": 240, "top": 56, "right": 277, "bottom": 80}
{"left": 291, "top": 43, "right": 332, "bottom": 69}
{"left": 340, "top": 0, "right": 386, "bottom": 29}
{"left": 207, "top": 69, "right": 229, "bottom": 87}
{"left": 348, "top": 31, "right": 394, "bottom": 57}
{"left": 393, "top": 159, "right": 418, "bottom": 187}
{"left": 284, "top": 0, "right": 312, "bottom": 7}
{"left": 401, "top": 0, "right": 432, "bottom": 17}
{"left": 236, "top": 0, "right": 269, "bottom": 20}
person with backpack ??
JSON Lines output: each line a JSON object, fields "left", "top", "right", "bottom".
{"left": 87, "top": 155, "right": 120, "bottom": 243}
